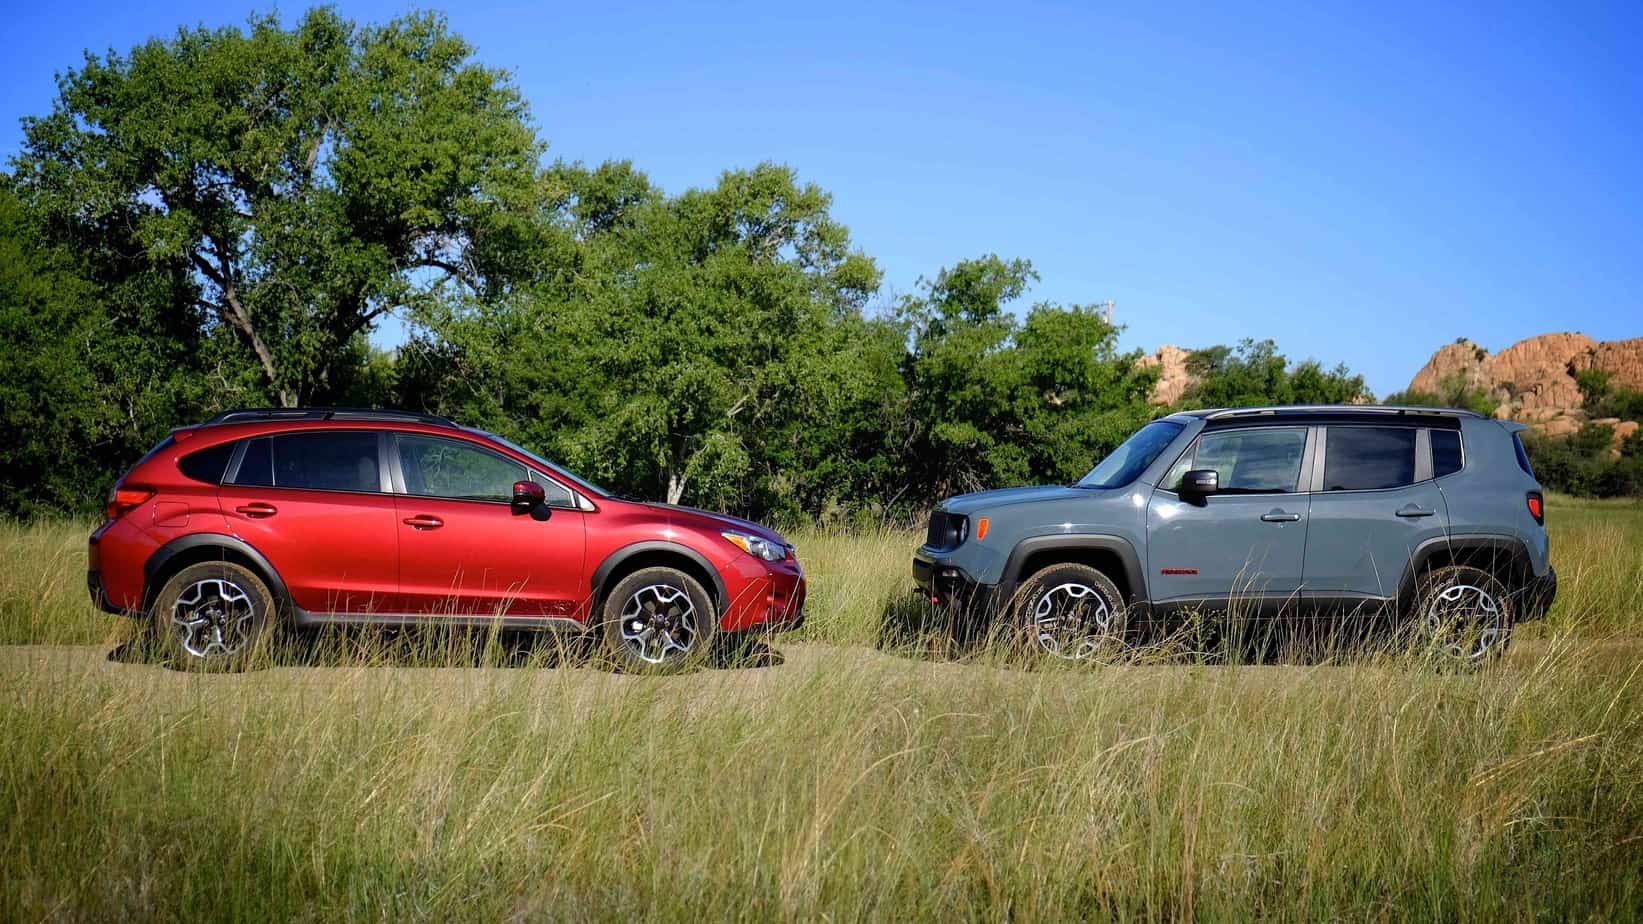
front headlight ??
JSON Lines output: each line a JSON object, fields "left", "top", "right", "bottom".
{"left": 722, "top": 530, "right": 787, "bottom": 562}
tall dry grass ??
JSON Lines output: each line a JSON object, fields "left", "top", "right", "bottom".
{"left": 2, "top": 497, "right": 1641, "bottom": 919}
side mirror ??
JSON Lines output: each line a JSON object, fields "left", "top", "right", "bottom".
{"left": 1181, "top": 469, "right": 1219, "bottom": 497}
{"left": 511, "top": 480, "right": 546, "bottom": 515}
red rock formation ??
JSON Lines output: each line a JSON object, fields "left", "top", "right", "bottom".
{"left": 1140, "top": 344, "right": 1193, "bottom": 405}
{"left": 1403, "top": 332, "right": 1642, "bottom": 453}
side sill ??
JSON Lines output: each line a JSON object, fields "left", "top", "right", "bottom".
{"left": 292, "top": 611, "right": 588, "bottom": 632}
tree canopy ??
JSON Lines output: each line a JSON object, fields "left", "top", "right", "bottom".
{"left": 12, "top": 8, "right": 541, "bottom": 406}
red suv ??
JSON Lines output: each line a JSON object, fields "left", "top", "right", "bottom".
{"left": 87, "top": 408, "right": 806, "bottom": 672}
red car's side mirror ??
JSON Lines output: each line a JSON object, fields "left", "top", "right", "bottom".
{"left": 511, "top": 480, "right": 546, "bottom": 515}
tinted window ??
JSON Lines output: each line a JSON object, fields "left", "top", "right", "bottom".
{"left": 231, "top": 432, "right": 381, "bottom": 492}
{"left": 1181, "top": 427, "right": 1308, "bottom": 494}
{"left": 1323, "top": 427, "right": 1416, "bottom": 491}
{"left": 398, "top": 434, "right": 571, "bottom": 505}
{"left": 1431, "top": 429, "right": 1463, "bottom": 478}
{"left": 1077, "top": 419, "right": 1185, "bottom": 489}
{"left": 178, "top": 442, "right": 236, "bottom": 484}
{"left": 234, "top": 438, "right": 273, "bottom": 487}
{"left": 1512, "top": 433, "right": 1536, "bottom": 477}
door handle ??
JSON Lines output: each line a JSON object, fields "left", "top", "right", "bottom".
{"left": 235, "top": 503, "right": 277, "bottom": 518}
{"left": 403, "top": 515, "right": 444, "bottom": 530}
{"left": 1260, "top": 511, "right": 1301, "bottom": 523}
{"left": 1395, "top": 506, "right": 1436, "bottom": 518}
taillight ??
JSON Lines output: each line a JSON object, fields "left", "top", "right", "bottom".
{"left": 1526, "top": 491, "right": 1544, "bottom": 526}
{"left": 106, "top": 486, "right": 154, "bottom": 519}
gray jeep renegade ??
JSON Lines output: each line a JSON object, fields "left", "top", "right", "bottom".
{"left": 913, "top": 405, "right": 1557, "bottom": 664}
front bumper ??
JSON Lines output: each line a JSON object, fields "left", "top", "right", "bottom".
{"left": 1520, "top": 566, "right": 1557, "bottom": 621}
{"left": 912, "top": 555, "right": 1007, "bottom": 619}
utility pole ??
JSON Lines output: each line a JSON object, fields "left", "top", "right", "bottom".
{"left": 1101, "top": 300, "right": 1115, "bottom": 326}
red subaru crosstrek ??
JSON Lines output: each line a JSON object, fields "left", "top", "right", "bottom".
{"left": 87, "top": 408, "right": 805, "bottom": 672}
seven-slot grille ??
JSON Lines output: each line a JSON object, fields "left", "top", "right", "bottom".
{"left": 924, "top": 511, "right": 967, "bottom": 551}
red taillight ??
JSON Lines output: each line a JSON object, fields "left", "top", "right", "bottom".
{"left": 1526, "top": 492, "right": 1544, "bottom": 525}
{"left": 106, "top": 487, "right": 154, "bottom": 519}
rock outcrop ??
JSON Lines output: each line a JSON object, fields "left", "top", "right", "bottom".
{"left": 1403, "top": 332, "right": 1643, "bottom": 452}
{"left": 1139, "top": 344, "right": 1193, "bottom": 405}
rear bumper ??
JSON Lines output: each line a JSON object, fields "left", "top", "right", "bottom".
{"left": 1520, "top": 566, "right": 1557, "bottom": 622}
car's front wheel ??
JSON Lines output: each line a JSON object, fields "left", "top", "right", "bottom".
{"left": 1009, "top": 563, "right": 1128, "bottom": 662}
{"left": 1413, "top": 564, "right": 1514, "bottom": 668}
{"left": 599, "top": 567, "right": 719, "bottom": 674}
{"left": 150, "top": 561, "right": 277, "bottom": 671}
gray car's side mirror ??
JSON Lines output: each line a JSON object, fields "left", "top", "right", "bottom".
{"left": 1181, "top": 469, "right": 1219, "bottom": 497}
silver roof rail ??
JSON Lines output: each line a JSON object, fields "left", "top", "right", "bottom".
{"left": 1201, "top": 404, "right": 1484, "bottom": 420}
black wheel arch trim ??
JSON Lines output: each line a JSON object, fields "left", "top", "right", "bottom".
{"left": 1000, "top": 534, "right": 1148, "bottom": 606}
{"left": 1399, "top": 532, "right": 1535, "bottom": 609}
{"left": 590, "top": 540, "right": 729, "bottom": 612}
{"left": 142, "top": 533, "right": 292, "bottom": 611}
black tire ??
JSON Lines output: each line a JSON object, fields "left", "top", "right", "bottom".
{"left": 599, "top": 567, "right": 719, "bottom": 674}
{"left": 1412, "top": 564, "right": 1514, "bottom": 668}
{"left": 1007, "top": 563, "right": 1128, "bottom": 661}
{"left": 150, "top": 561, "right": 277, "bottom": 672}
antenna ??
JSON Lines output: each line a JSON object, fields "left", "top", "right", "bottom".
{"left": 1102, "top": 300, "right": 1115, "bottom": 326}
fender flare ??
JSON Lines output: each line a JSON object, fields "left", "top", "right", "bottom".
{"left": 143, "top": 533, "right": 293, "bottom": 611}
{"left": 1000, "top": 534, "right": 1148, "bottom": 605}
{"left": 589, "top": 540, "right": 729, "bottom": 611}
{"left": 1398, "top": 532, "right": 1534, "bottom": 608}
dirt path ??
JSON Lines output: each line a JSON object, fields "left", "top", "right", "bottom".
{"left": 5, "top": 636, "right": 1639, "bottom": 712}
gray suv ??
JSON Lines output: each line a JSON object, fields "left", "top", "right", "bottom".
{"left": 913, "top": 405, "right": 1557, "bottom": 664}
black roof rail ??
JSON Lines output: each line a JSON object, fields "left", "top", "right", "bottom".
{"left": 203, "top": 407, "right": 458, "bottom": 427}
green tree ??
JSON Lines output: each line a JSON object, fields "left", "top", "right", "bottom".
{"left": 1181, "top": 338, "right": 1370, "bottom": 408}
{"left": 0, "top": 183, "right": 213, "bottom": 515}
{"left": 897, "top": 256, "right": 1158, "bottom": 500}
{"left": 403, "top": 162, "right": 889, "bottom": 512}
{"left": 12, "top": 8, "right": 542, "bottom": 406}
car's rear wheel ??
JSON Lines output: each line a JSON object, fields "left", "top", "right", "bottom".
{"left": 1413, "top": 564, "right": 1514, "bottom": 668}
{"left": 1009, "top": 563, "right": 1128, "bottom": 661}
{"left": 150, "top": 561, "right": 276, "bottom": 672}
{"left": 599, "top": 567, "right": 718, "bottom": 674}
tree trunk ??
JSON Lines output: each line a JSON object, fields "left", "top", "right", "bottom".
{"left": 666, "top": 473, "right": 686, "bottom": 506}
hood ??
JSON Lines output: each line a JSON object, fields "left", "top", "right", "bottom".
{"left": 634, "top": 502, "right": 788, "bottom": 545}
{"left": 938, "top": 484, "right": 1095, "bottom": 515}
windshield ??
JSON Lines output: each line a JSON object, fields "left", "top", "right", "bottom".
{"left": 1076, "top": 419, "right": 1186, "bottom": 489}
{"left": 479, "top": 430, "right": 610, "bottom": 497}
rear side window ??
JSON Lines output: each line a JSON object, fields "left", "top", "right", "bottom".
{"left": 230, "top": 432, "right": 381, "bottom": 493}
{"left": 1431, "top": 430, "right": 1463, "bottom": 478}
{"left": 1323, "top": 427, "right": 1416, "bottom": 491}
{"left": 178, "top": 442, "right": 236, "bottom": 484}
{"left": 1512, "top": 433, "right": 1536, "bottom": 477}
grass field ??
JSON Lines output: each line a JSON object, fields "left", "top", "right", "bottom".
{"left": 3, "top": 498, "right": 1642, "bottom": 920}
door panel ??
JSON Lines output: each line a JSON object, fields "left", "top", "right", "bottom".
{"left": 1147, "top": 493, "right": 1310, "bottom": 606}
{"left": 218, "top": 431, "right": 399, "bottom": 614}
{"left": 1146, "top": 426, "right": 1312, "bottom": 610}
{"left": 1302, "top": 426, "right": 1450, "bottom": 599}
{"left": 391, "top": 433, "right": 587, "bottom": 618}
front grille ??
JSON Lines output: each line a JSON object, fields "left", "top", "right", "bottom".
{"left": 924, "top": 511, "right": 967, "bottom": 551}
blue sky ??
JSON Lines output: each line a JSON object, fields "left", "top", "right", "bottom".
{"left": 5, "top": 1, "right": 1640, "bottom": 398}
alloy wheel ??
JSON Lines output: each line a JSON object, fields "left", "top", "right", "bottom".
{"left": 1422, "top": 582, "right": 1506, "bottom": 663}
{"left": 171, "top": 578, "right": 256, "bottom": 659}
{"left": 1032, "top": 582, "right": 1117, "bottom": 660}
{"left": 619, "top": 584, "right": 700, "bottom": 664}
